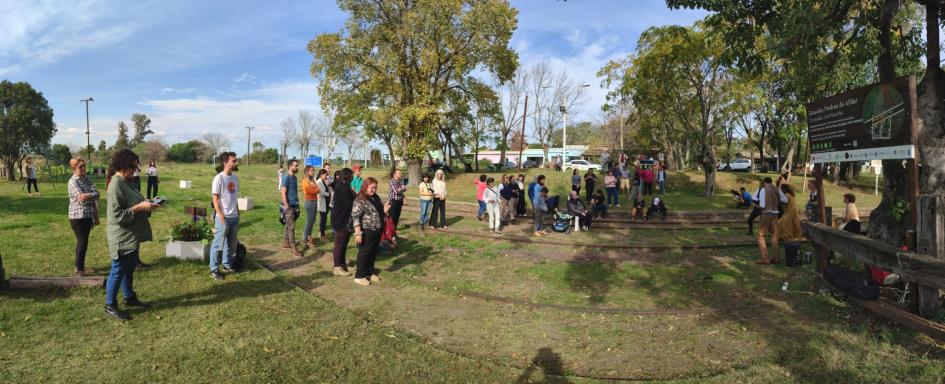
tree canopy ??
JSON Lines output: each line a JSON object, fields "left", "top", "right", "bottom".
{"left": 0, "top": 80, "right": 56, "bottom": 181}
{"left": 309, "top": 0, "right": 519, "bottom": 182}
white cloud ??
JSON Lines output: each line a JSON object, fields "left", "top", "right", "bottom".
{"left": 136, "top": 80, "right": 322, "bottom": 154}
{"left": 0, "top": 0, "right": 145, "bottom": 75}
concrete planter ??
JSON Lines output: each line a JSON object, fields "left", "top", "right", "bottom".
{"left": 165, "top": 240, "right": 209, "bottom": 261}
{"left": 238, "top": 197, "right": 253, "bottom": 211}
{"left": 179, "top": 180, "right": 192, "bottom": 188}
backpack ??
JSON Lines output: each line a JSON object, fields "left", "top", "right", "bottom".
{"left": 214, "top": 242, "right": 247, "bottom": 271}
{"left": 527, "top": 181, "right": 537, "bottom": 202}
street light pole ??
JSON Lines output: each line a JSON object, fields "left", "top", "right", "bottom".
{"left": 245, "top": 126, "right": 254, "bottom": 165}
{"left": 80, "top": 98, "right": 94, "bottom": 163}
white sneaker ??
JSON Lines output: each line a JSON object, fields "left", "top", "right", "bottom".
{"left": 883, "top": 273, "right": 901, "bottom": 285}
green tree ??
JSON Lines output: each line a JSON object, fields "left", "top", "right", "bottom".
{"left": 0, "top": 80, "right": 56, "bottom": 181}
{"left": 113, "top": 121, "right": 131, "bottom": 151}
{"left": 667, "top": 0, "right": 925, "bottom": 245}
{"left": 309, "top": 0, "right": 519, "bottom": 184}
{"left": 130, "top": 113, "right": 154, "bottom": 146}
{"left": 50, "top": 144, "right": 72, "bottom": 164}
{"left": 621, "top": 24, "right": 736, "bottom": 196}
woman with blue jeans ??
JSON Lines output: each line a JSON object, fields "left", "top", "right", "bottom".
{"left": 418, "top": 173, "right": 434, "bottom": 231}
{"left": 604, "top": 170, "right": 619, "bottom": 206}
{"left": 104, "top": 149, "right": 159, "bottom": 320}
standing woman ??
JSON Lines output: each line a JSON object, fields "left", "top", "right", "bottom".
{"left": 301, "top": 166, "right": 320, "bottom": 246}
{"left": 417, "top": 173, "right": 434, "bottom": 232}
{"left": 104, "top": 149, "right": 159, "bottom": 321}
{"left": 777, "top": 184, "right": 802, "bottom": 241}
{"left": 571, "top": 169, "right": 581, "bottom": 194}
{"left": 352, "top": 177, "right": 390, "bottom": 286}
{"left": 316, "top": 169, "right": 332, "bottom": 240}
{"left": 584, "top": 169, "right": 597, "bottom": 203}
{"left": 483, "top": 177, "right": 501, "bottom": 234}
{"left": 330, "top": 168, "right": 355, "bottom": 276}
{"left": 388, "top": 169, "right": 407, "bottom": 228}
{"left": 515, "top": 174, "right": 527, "bottom": 217}
{"left": 431, "top": 169, "right": 448, "bottom": 229}
{"left": 146, "top": 159, "right": 159, "bottom": 199}
{"left": 24, "top": 157, "right": 40, "bottom": 197}
{"left": 68, "top": 158, "right": 100, "bottom": 276}
{"left": 604, "top": 170, "right": 618, "bottom": 207}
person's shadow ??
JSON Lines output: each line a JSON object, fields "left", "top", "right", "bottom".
{"left": 515, "top": 347, "right": 572, "bottom": 384}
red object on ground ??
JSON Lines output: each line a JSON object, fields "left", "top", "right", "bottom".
{"left": 869, "top": 245, "right": 907, "bottom": 284}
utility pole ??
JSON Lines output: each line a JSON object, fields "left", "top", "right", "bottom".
{"left": 80, "top": 98, "right": 94, "bottom": 163}
{"left": 245, "top": 126, "right": 254, "bottom": 165}
{"left": 517, "top": 93, "right": 528, "bottom": 171}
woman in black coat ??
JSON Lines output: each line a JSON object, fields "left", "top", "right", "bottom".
{"left": 330, "top": 168, "right": 355, "bottom": 276}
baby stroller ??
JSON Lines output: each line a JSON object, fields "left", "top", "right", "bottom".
{"left": 552, "top": 212, "right": 573, "bottom": 234}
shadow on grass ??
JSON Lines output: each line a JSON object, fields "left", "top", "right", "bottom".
{"left": 515, "top": 347, "right": 572, "bottom": 384}
{"left": 563, "top": 258, "right": 620, "bottom": 305}
{"left": 629, "top": 247, "right": 945, "bottom": 382}
{"left": 0, "top": 194, "right": 71, "bottom": 217}
{"left": 146, "top": 274, "right": 296, "bottom": 311}
{"left": 381, "top": 238, "right": 435, "bottom": 273}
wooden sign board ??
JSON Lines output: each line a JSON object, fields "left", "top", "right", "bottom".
{"left": 807, "top": 76, "right": 917, "bottom": 163}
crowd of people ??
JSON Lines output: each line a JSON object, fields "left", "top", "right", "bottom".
{"left": 56, "top": 147, "right": 869, "bottom": 320}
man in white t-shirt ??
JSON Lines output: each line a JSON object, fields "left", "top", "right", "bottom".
{"left": 209, "top": 152, "right": 240, "bottom": 280}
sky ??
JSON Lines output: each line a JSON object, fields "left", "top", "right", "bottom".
{"left": 1, "top": 0, "right": 708, "bottom": 158}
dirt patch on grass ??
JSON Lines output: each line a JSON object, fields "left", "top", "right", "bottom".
{"left": 248, "top": 243, "right": 770, "bottom": 380}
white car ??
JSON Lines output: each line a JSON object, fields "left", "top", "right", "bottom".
{"left": 718, "top": 158, "right": 753, "bottom": 172}
{"left": 563, "top": 159, "right": 602, "bottom": 172}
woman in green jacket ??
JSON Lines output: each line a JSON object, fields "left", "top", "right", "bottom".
{"left": 104, "top": 149, "right": 161, "bottom": 321}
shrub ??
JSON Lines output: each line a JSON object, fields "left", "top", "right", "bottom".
{"left": 168, "top": 217, "right": 213, "bottom": 243}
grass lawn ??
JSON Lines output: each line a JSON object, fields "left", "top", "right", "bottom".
{"left": 0, "top": 162, "right": 941, "bottom": 383}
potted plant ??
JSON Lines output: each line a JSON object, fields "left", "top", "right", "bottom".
{"left": 165, "top": 216, "right": 213, "bottom": 261}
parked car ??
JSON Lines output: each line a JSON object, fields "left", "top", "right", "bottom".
{"left": 718, "top": 158, "right": 753, "bottom": 172}
{"left": 522, "top": 160, "right": 539, "bottom": 169}
{"left": 563, "top": 159, "right": 602, "bottom": 172}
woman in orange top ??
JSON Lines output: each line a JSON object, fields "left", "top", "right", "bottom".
{"left": 301, "top": 165, "right": 321, "bottom": 246}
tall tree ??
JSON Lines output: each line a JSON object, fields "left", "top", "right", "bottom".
{"left": 279, "top": 118, "right": 297, "bottom": 167}
{"left": 130, "top": 113, "right": 154, "bottom": 146}
{"left": 529, "top": 62, "right": 587, "bottom": 165}
{"left": 916, "top": 0, "right": 945, "bottom": 195}
{"left": 622, "top": 25, "right": 735, "bottom": 195}
{"left": 315, "top": 111, "right": 340, "bottom": 161}
{"left": 309, "top": 0, "right": 519, "bottom": 184}
{"left": 113, "top": 122, "right": 131, "bottom": 151}
{"left": 296, "top": 109, "right": 317, "bottom": 159}
{"left": 200, "top": 132, "right": 231, "bottom": 158}
{"left": 495, "top": 69, "right": 527, "bottom": 166}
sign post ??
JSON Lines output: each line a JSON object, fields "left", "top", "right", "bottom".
{"left": 806, "top": 75, "right": 918, "bottom": 273}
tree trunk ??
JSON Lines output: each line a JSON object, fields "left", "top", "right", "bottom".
{"left": 405, "top": 157, "right": 420, "bottom": 187}
{"left": 918, "top": 3, "right": 945, "bottom": 195}
{"left": 831, "top": 162, "right": 840, "bottom": 184}
{"left": 4, "top": 160, "right": 14, "bottom": 181}
{"left": 869, "top": 0, "right": 912, "bottom": 246}
{"left": 781, "top": 138, "right": 798, "bottom": 174}
{"left": 700, "top": 146, "right": 717, "bottom": 197}
{"left": 383, "top": 137, "right": 396, "bottom": 174}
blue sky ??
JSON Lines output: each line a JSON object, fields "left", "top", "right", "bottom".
{"left": 2, "top": 0, "right": 707, "bottom": 157}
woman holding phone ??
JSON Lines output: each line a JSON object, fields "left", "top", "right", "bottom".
{"left": 103, "top": 149, "right": 160, "bottom": 321}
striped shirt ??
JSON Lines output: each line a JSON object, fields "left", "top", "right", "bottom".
{"left": 68, "top": 174, "right": 99, "bottom": 219}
